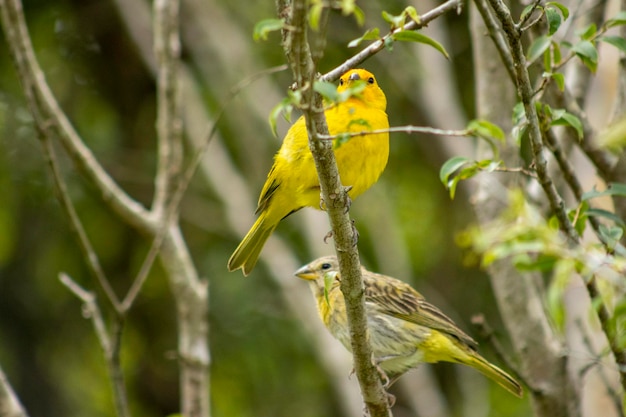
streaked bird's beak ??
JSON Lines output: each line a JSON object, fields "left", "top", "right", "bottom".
{"left": 294, "top": 265, "right": 317, "bottom": 280}
{"left": 348, "top": 72, "right": 361, "bottom": 81}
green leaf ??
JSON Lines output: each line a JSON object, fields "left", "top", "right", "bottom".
{"left": 382, "top": 10, "right": 405, "bottom": 29}
{"left": 391, "top": 31, "right": 449, "bottom": 59}
{"left": 352, "top": 5, "right": 366, "bottom": 26}
{"left": 314, "top": 80, "right": 339, "bottom": 102}
{"left": 440, "top": 156, "right": 470, "bottom": 185}
{"left": 582, "top": 183, "right": 626, "bottom": 201}
{"left": 577, "top": 23, "right": 597, "bottom": 40}
{"left": 467, "top": 119, "right": 505, "bottom": 142}
{"left": 440, "top": 156, "right": 471, "bottom": 198}
{"left": 347, "top": 27, "right": 381, "bottom": 48}
{"left": 546, "top": 7, "right": 562, "bottom": 35}
{"left": 572, "top": 40, "right": 598, "bottom": 72}
{"left": 323, "top": 271, "right": 337, "bottom": 306}
{"left": 253, "top": 19, "right": 284, "bottom": 41}
{"left": 606, "top": 10, "right": 626, "bottom": 28}
{"left": 587, "top": 208, "right": 626, "bottom": 227}
{"left": 599, "top": 224, "right": 625, "bottom": 250}
{"left": 520, "top": 3, "right": 542, "bottom": 22}
{"left": 309, "top": 2, "right": 323, "bottom": 30}
{"left": 527, "top": 35, "right": 552, "bottom": 64}
{"left": 599, "top": 36, "right": 626, "bottom": 53}
{"left": 404, "top": 6, "right": 421, "bottom": 24}
{"left": 551, "top": 111, "right": 584, "bottom": 139}
{"left": 552, "top": 72, "right": 565, "bottom": 90}
{"left": 599, "top": 117, "right": 626, "bottom": 151}
{"left": 546, "top": 2, "right": 570, "bottom": 20}
{"left": 268, "top": 97, "right": 294, "bottom": 137}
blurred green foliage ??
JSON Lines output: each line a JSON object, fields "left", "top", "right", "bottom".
{"left": 0, "top": 0, "right": 531, "bottom": 416}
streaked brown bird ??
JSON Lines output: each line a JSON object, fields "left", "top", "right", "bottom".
{"left": 295, "top": 256, "right": 523, "bottom": 398}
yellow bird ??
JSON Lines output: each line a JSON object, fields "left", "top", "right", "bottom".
{"left": 295, "top": 256, "right": 523, "bottom": 398}
{"left": 228, "top": 69, "right": 389, "bottom": 275}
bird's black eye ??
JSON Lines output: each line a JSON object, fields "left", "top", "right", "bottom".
{"left": 339, "top": 78, "right": 344, "bottom": 86}
{"left": 368, "top": 77, "right": 375, "bottom": 84}
{"left": 321, "top": 263, "right": 331, "bottom": 270}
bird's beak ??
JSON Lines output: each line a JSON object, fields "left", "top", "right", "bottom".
{"left": 294, "top": 265, "right": 317, "bottom": 280}
{"left": 348, "top": 72, "right": 361, "bottom": 81}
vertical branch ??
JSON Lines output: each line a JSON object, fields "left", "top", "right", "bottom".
{"left": 153, "top": 0, "right": 184, "bottom": 215}
{"left": 469, "top": 2, "right": 581, "bottom": 416}
{"left": 280, "top": 1, "right": 390, "bottom": 416}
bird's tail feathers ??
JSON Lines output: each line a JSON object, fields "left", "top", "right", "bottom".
{"left": 470, "top": 353, "right": 523, "bottom": 398}
{"left": 228, "top": 214, "right": 276, "bottom": 276}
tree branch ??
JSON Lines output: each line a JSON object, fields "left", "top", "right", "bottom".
{"left": 152, "top": 0, "right": 184, "bottom": 215}
{"left": 282, "top": 0, "right": 391, "bottom": 415}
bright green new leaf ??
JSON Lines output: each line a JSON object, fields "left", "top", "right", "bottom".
{"left": 599, "top": 36, "right": 626, "bottom": 53}
{"left": 527, "top": 35, "right": 552, "bottom": 64}
{"left": 309, "top": 2, "right": 323, "bottom": 30}
{"left": 347, "top": 28, "right": 381, "bottom": 48}
{"left": 253, "top": 19, "right": 285, "bottom": 41}
{"left": 382, "top": 10, "right": 405, "bottom": 28}
{"left": 599, "top": 117, "right": 626, "bottom": 151}
{"left": 391, "top": 31, "right": 449, "bottom": 59}
{"left": 468, "top": 119, "right": 505, "bottom": 142}
{"left": 576, "top": 23, "right": 597, "bottom": 40}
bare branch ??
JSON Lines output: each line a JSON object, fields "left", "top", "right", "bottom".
{"left": 282, "top": 0, "right": 391, "bottom": 415}
{"left": 59, "top": 273, "right": 131, "bottom": 417}
{"left": 153, "top": 0, "right": 184, "bottom": 214}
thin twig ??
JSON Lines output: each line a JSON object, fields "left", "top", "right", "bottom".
{"left": 0, "top": 365, "right": 30, "bottom": 417}
{"left": 472, "top": 0, "right": 516, "bottom": 84}
{"left": 316, "top": 125, "right": 471, "bottom": 140}
{"left": 40, "top": 135, "right": 122, "bottom": 310}
{"left": 575, "top": 318, "right": 624, "bottom": 417}
{"left": 59, "top": 273, "right": 131, "bottom": 417}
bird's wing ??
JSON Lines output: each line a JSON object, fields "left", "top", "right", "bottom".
{"left": 363, "top": 273, "right": 478, "bottom": 348}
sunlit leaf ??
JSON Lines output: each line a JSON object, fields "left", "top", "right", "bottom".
{"left": 576, "top": 23, "right": 597, "bottom": 40}
{"left": 347, "top": 27, "right": 381, "bottom": 48}
{"left": 391, "top": 31, "right": 449, "bottom": 59}
{"left": 467, "top": 119, "right": 505, "bottom": 142}
{"left": 253, "top": 19, "right": 284, "bottom": 41}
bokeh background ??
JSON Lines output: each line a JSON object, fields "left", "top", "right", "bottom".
{"left": 2, "top": 0, "right": 620, "bottom": 416}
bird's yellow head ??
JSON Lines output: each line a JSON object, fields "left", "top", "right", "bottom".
{"left": 337, "top": 69, "right": 387, "bottom": 111}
